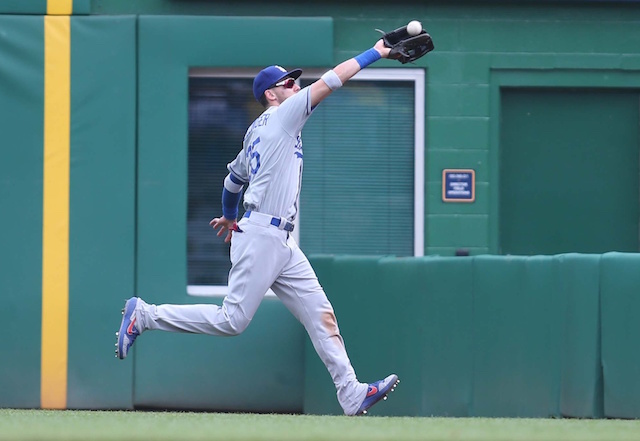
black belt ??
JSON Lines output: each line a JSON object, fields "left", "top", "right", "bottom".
{"left": 245, "top": 211, "right": 295, "bottom": 232}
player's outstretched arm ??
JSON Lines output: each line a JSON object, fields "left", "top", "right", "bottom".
{"left": 309, "top": 39, "right": 390, "bottom": 107}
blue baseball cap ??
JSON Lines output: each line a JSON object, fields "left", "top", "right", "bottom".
{"left": 253, "top": 65, "right": 303, "bottom": 102}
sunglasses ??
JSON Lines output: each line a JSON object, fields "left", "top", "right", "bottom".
{"left": 272, "top": 78, "right": 296, "bottom": 89}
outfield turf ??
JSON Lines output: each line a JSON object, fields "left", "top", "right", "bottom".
{"left": 1, "top": 409, "right": 640, "bottom": 441}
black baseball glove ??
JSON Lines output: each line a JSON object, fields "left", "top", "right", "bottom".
{"left": 378, "top": 26, "right": 434, "bottom": 64}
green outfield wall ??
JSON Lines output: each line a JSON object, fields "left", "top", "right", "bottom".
{"left": 0, "top": 14, "right": 137, "bottom": 410}
{"left": 0, "top": 15, "right": 45, "bottom": 409}
{"left": 304, "top": 253, "right": 639, "bottom": 418}
{"left": 2, "top": 1, "right": 640, "bottom": 418}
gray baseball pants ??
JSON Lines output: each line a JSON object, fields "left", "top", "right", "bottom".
{"left": 134, "top": 214, "right": 368, "bottom": 415}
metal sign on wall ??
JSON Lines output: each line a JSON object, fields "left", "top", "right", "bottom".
{"left": 442, "top": 169, "right": 475, "bottom": 202}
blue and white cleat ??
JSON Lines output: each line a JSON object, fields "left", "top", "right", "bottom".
{"left": 115, "top": 297, "right": 140, "bottom": 360}
{"left": 356, "top": 374, "right": 400, "bottom": 415}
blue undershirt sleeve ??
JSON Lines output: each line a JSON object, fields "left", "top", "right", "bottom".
{"left": 222, "top": 187, "right": 242, "bottom": 220}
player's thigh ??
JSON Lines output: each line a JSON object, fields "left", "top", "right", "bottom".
{"left": 271, "top": 247, "right": 334, "bottom": 323}
{"left": 276, "top": 244, "right": 324, "bottom": 296}
{"left": 227, "top": 224, "right": 288, "bottom": 315}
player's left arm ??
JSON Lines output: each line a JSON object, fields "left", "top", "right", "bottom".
{"left": 309, "top": 39, "right": 390, "bottom": 107}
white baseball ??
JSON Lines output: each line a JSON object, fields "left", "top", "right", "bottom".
{"left": 407, "top": 20, "right": 422, "bottom": 36}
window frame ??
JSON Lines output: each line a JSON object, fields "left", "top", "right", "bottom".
{"left": 187, "top": 67, "right": 425, "bottom": 297}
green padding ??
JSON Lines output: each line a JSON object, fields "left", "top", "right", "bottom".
{"left": 0, "top": 15, "right": 44, "bottom": 408}
{"left": 556, "top": 254, "right": 603, "bottom": 418}
{"left": 72, "top": 0, "right": 90, "bottom": 14}
{"left": 304, "top": 256, "right": 465, "bottom": 416}
{"left": 304, "top": 255, "right": 387, "bottom": 415}
{"left": 134, "top": 298, "right": 305, "bottom": 412}
{"left": 377, "top": 258, "right": 427, "bottom": 416}
{"left": 364, "top": 257, "right": 475, "bottom": 416}
{"left": 600, "top": 252, "right": 640, "bottom": 418}
{"left": 303, "top": 253, "right": 640, "bottom": 417}
{"left": 303, "top": 255, "right": 339, "bottom": 414}
{"left": 408, "top": 257, "right": 473, "bottom": 417}
{"left": 66, "top": 16, "right": 137, "bottom": 410}
{"left": 303, "top": 254, "right": 617, "bottom": 417}
{"left": 137, "top": 16, "right": 333, "bottom": 305}
{"left": 471, "top": 255, "right": 561, "bottom": 417}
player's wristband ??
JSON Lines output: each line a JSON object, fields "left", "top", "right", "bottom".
{"left": 354, "top": 48, "right": 381, "bottom": 69}
{"left": 222, "top": 187, "right": 241, "bottom": 220}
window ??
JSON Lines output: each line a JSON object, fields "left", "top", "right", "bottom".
{"left": 187, "top": 68, "right": 424, "bottom": 296}
{"left": 299, "top": 69, "right": 424, "bottom": 256}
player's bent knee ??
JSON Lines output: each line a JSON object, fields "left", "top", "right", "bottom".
{"left": 226, "top": 314, "right": 251, "bottom": 336}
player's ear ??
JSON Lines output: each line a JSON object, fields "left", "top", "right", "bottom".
{"left": 264, "top": 89, "right": 277, "bottom": 103}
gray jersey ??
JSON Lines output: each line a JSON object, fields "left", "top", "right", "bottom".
{"left": 227, "top": 86, "right": 313, "bottom": 221}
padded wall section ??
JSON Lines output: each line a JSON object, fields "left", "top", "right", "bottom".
{"left": 391, "top": 257, "right": 474, "bottom": 417}
{"left": 302, "top": 256, "right": 387, "bottom": 415}
{"left": 135, "top": 16, "right": 332, "bottom": 411}
{"left": 557, "top": 253, "right": 603, "bottom": 418}
{"left": 0, "top": 15, "right": 44, "bottom": 408}
{"left": 305, "top": 254, "right": 606, "bottom": 417}
{"left": 302, "top": 255, "right": 342, "bottom": 415}
{"left": 600, "top": 252, "right": 640, "bottom": 418}
{"left": 66, "top": 16, "right": 137, "bottom": 409}
{"left": 304, "top": 256, "right": 474, "bottom": 416}
{"left": 333, "top": 256, "right": 408, "bottom": 415}
{"left": 471, "top": 255, "right": 561, "bottom": 417}
{"left": 134, "top": 298, "right": 305, "bottom": 412}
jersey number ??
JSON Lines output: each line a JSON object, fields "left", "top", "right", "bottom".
{"left": 247, "top": 137, "right": 261, "bottom": 175}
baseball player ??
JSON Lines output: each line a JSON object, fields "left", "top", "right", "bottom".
{"left": 116, "top": 38, "right": 399, "bottom": 416}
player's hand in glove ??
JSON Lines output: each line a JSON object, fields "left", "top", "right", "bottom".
{"left": 210, "top": 216, "right": 241, "bottom": 243}
{"left": 378, "top": 25, "right": 434, "bottom": 64}
{"left": 373, "top": 39, "right": 392, "bottom": 59}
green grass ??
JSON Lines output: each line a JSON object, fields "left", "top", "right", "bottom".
{"left": 1, "top": 409, "right": 640, "bottom": 441}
